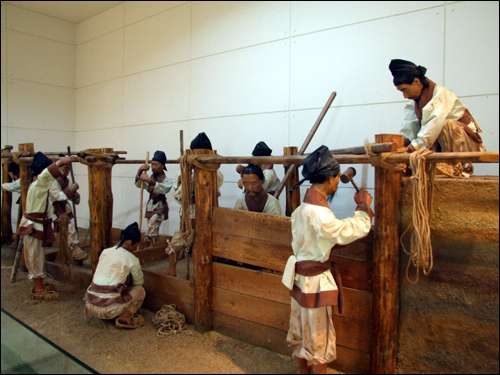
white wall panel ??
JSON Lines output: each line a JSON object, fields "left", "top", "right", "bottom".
{"left": 461, "top": 94, "right": 499, "bottom": 176}
{"left": 291, "top": 1, "right": 444, "bottom": 36}
{"left": 189, "top": 112, "right": 289, "bottom": 184}
{"left": 125, "top": 1, "right": 187, "bottom": 26}
{"left": 7, "top": 128, "right": 74, "bottom": 152}
{"left": 7, "top": 5, "right": 75, "bottom": 44}
{"left": 76, "top": 4, "right": 124, "bottom": 45}
{"left": 290, "top": 8, "right": 444, "bottom": 109}
{"left": 191, "top": 41, "right": 290, "bottom": 119}
{"left": 8, "top": 80, "right": 75, "bottom": 131}
{"left": 123, "top": 63, "right": 190, "bottom": 125}
{"left": 445, "top": 2, "right": 499, "bottom": 96}
{"left": 76, "top": 30, "right": 123, "bottom": 88}
{"left": 191, "top": 1, "right": 289, "bottom": 58}
{"left": 7, "top": 31, "right": 75, "bottom": 88}
{"left": 121, "top": 121, "right": 187, "bottom": 179}
{"left": 124, "top": 3, "right": 191, "bottom": 75}
{"left": 75, "top": 79, "right": 123, "bottom": 131}
{"left": 1, "top": 78, "right": 5, "bottom": 127}
{"left": 111, "top": 176, "right": 125, "bottom": 229}
{"left": 1, "top": 28, "right": 6, "bottom": 77}
{"left": 1, "top": 3, "right": 5, "bottom": 28}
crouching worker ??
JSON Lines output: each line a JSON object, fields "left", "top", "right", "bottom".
{"left": 282, "top": 145, "right": 373, "bottom": 374}
{"left": 83, "top": 222, "right": 146, "bottom": 330}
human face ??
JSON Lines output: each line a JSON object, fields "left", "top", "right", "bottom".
{"left": 242, "top": 173, "right": 264, "bottom": 197}
{"left": 396, "top": 78, "right": 423, "bottom": 100}
{"left": 151, "top": 161, "right": 164, "bottom": 174}
{"left": 327, "top": 174, "right": 340, "bottom": 196}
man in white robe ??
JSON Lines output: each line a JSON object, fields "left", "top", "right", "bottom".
{"left": 282, "top": 145, "right": 373, "bottom": 374}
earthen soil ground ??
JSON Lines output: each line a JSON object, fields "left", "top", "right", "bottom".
{"left": 1, "top": 244, "right": 341, "bottom": 374}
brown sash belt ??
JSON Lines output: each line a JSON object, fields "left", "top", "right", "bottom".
{"left": 294, "top": 260, "right": 344, "bottom": 314}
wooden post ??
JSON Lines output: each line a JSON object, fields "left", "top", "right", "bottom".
{"left": 1, "top": 147, "right": 14, "bottom": 244}
{"left": 18, "top": 143, "right": 34, "bottom": 272}
{"left": 192, "top": 148, "right": 217, "bottom": 332}
{"left": 370, "top": 134, "right": 404, "bottom": 374}
{"left": 284, "top": 147, "right": 301, "bottom": 216}
{"left": 86, "top": 149, "right": 114, "bottom": 274}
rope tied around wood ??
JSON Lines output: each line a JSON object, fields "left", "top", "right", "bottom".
{"left": 364, "top": 143, "right": 407, "bottom": 171}
{"left": 153, "top": 304, "right": 192, "bottom": 337}
{"left": 177, "top": 154, "right": 221, "bottom": 252}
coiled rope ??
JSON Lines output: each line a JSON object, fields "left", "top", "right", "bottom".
{"left": 153, "top": 304, "right": 192, "bottom": 337}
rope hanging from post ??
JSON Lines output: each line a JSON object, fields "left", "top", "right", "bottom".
{"left": 365, "top": 144, "right": 437, "bottom": 283}
{"left": 400, "top": 149, "right": 436, "bottom": 283}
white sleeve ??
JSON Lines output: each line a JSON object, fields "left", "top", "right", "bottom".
{"left": 1, "top": 179, "right": 21, "bottom": 193}
{"left": 400, "top": 102, "right": 420, "bottom": 142}
{"left": 320, "top": 210, "right": 371, "bottom": 246}
{"left": 49, "top": 180, "right": 68, "bottom": 202}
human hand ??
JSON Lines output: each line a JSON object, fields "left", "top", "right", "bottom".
{"left": 406, "top": 145, "right": 415, "bottom": 153}
{"left": 235, "top": 164, "right": 244, "bottom": 174}
{"left": 354, "top": 188, "right": 372, "bottom": 206}
{"left": 69, "top": 182, "right": 79, "bottom": 192}
{"left": 138, "top": 164, "right": 150, "bottom": 174}
{"left": 56, "top": 156, "right": 78, "bottom": 167}
{"left": 139, "top": 173, "right": 150, "bottom": 183}
{"left": 73, "top": 191, "right": 80, "bottom": 201}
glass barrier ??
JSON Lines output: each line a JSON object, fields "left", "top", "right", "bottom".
{"left": 1, "top": 308, "right": 97, "bottom": 374}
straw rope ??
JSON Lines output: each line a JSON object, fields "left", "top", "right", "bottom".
{"left": 153, "top": 304, "right": 192, "bottom": 337}
{"left": 400, "top": 149, "right": 437, "bottom": 283}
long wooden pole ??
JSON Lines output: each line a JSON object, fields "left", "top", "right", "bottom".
{"left": 67, "top": 146, "right": 78, "bottom": 232}
{"left": 274, "top": 91, "right": 337, "bottom": 198}
{"left": 138, "top": 152, "right": 149, "bottom": 249}
{"left": 370, "top": 134, "right": 404, "bottom": 374}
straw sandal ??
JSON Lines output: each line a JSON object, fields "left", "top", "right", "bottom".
{"left": 32, "top": 289, "right": 59, "bottom": 301}
{"left": 115, "top": 314, "right": 146, "bottom": 329}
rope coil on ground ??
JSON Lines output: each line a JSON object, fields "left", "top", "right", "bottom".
{"left": 153, "top": 304, "right": 192, "bottom": 337}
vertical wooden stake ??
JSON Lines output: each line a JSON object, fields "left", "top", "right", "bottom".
{"left": 87, "top": 150, "right": 114, "bottom": 274}
{"left": 370, "top": 134, "right": 404, "bottom": 374}
{"left": 284, "top": 146, "right": 301, "bottom": 216}
{"left": 192, "top": 148, "right": 217, "bottom": 333}
{"left": 18, "top": 143, "right": 34, "bottom": 272}
{"left": 1, "top": 147, "right": 14, "bottom": 244}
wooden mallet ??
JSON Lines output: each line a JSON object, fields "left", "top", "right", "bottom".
{"left": 340, "top": 167, "right": 360, "bottom": 193}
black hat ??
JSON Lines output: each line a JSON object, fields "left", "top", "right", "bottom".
{"left": 31, "top": 152, "right": 53, "bottom": 176}
{"left": 389, "top": 59, "right": 428, "bottom": 87}
{"left": 117, "top": 222, "right": 141, "bottom": 248}
{"left": 289, "top": 145, "right": 340, "bottom": 194}
{"left": 152, "top": 150, "right": 167, "bottom": 171}
{"left": 8, "top": 161, "right": 20, "bottom": 176}
{"left": 190, "top": 132, "right": 212, "bottom": 150}
{"left": 252, "top": 141, "right": 272, "bottom": 157}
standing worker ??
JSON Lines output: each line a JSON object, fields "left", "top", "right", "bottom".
{"left": 282, "top": 145, "right": 373, "bottom": 374}
{"left": 16, "top": 152, "right": 78, "bottom": 301}
{"left": 48, "top": 154, "right": 87, "bottom": 264}
{"left": 134, "top": 150, "right": 172, "bottom": 247}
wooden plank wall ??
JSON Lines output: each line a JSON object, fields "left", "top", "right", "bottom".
{"left": 212, "top": 207, "right": 373, "bottom": 374}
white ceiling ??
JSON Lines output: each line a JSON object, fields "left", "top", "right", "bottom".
{"left": 3, "top": 1, "right": 125, "bottom": 24}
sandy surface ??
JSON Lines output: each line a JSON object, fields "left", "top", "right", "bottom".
{"left": 1, "top": 244, "right": 342, "bottom": 374}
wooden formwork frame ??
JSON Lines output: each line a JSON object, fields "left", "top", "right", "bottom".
{"left": 3, "top": 138, "right": 499, "bottom": 374}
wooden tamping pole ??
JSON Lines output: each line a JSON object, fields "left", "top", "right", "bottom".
{"left": 138, "top": 152, "right": 149, "bottom": 250}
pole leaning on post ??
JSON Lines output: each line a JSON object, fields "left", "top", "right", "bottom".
{"left": 274, "top": 91, "right": 337, "bottom": 198}
{"left": 67, "top": 146, "right": 78, "bottom": 232}
{"left": 138, "top": 151, "right": 149, "bottom": 250}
